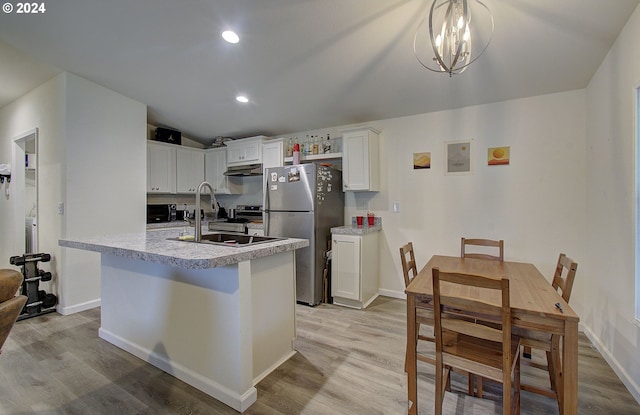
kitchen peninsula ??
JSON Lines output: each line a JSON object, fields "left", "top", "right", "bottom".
{"left": 59, "top": 228, "right": 308, "bottom": 412}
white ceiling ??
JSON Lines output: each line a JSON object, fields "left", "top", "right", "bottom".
{"left": 0, "top": 0, "right": 638, "bottom": 145}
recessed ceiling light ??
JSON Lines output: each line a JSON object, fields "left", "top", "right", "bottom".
{"left": 236, "top": 95, "right": 249, "bottom": 103}
{"left": 222, "top": 30, "right": 239, "bottom": 44}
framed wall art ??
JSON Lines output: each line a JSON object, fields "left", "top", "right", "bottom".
{"left": 413, "top": 152, "right": 431, "bottom": 169}
{"left": 488, "top": 146, "right": 510, "bottom": 166}
{"left": 445, "top": 140, "right": 472, "bottom": 174}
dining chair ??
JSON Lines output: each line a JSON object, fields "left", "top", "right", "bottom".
{"left": 400, "top": 242, "right": 436, "bottom": 370}
{"left": 460, "top": 236, "right": 504, "bottom": 395}
{"left": 432, "top": 268, "right": 521, "bottom": 415}
{"left": 0, "top": 269, "right": 27, "bottom": 355}
{"left": 518, "top": 253, "right": 578, "bottom": 414}
{"left": 461, "top": 237, "right": 504, "bottom": 261}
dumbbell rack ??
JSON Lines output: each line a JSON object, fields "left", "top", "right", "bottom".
{"left": 9, "top": 252, "right": 58, "bottom": 320}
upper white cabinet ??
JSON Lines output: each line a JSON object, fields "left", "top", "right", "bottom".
{"left": 147, "top": 141, "right": 176, "bottom": 193}
{"left": 342, "top": 128, "right": 380, "bottom": 192}
{"left": 176, "top": 147, "right": 205, "bottom": 193}
{"left": 262, "top": 138, "right": 284, "bottom": 171}
{"left": 205, "top": 148, "right": 241, "bottom": 194}
{"left": 226, "top": 136, "right": 266, "bottom": 166}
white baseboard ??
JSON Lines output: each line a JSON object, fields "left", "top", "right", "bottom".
{"left": 57, "top": 298, "right": 101, "bottom": 315}
{"left": 378, "top": 288, "right": 406, "bottom": 300}
{"left": 98, "top": 327, "right": 257, "bottom": 412}
{"left": 581, "top": 324, "right": 640, "bottom": 405}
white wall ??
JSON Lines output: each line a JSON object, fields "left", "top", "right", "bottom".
{"left": 0, "top": 72, "right": 146, "bottom": 314}
{"left": 584, "top": 4, "right": 640, "bottom": 402}
{"left": 60, "top": 73, "right": 146, "bottom": 313}
{"left": 286, "top": 89, "right": 587, "bottom": 300}
{"left": 0, "top": 74, "right": 65, "bottom": 287}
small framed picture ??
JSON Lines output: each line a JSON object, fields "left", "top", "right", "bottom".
{"left": 413, "top": 152, "right": 431, "bottom": 169}
{"left": 488, "top": 146, "right": 510, "bottom": 166}
{"left": 445, "top": 140, "right": 472, "bottom": 174}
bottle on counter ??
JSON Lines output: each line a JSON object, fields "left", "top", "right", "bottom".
{"left": 293, "top": 143, "right": 300, "bottom": 164}
{"left": 286, "top": 138, "right": 293, "bottom": 157}
{"left": 324, "top": 133, "right": 332, "bottom": 153}
{"left": 312, "top": 135, "right": 319, "bottom": 155}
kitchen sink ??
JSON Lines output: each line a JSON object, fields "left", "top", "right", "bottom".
{"left": 169, "top": 231, "right": 284, "bottom": 247}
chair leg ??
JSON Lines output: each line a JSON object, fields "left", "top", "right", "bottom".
{"left": 435, "top": 357, "right": 444, "bottom": 415}
{"left": 503, "top": 375, "right": 511, "bottom": 415}
{"left": 514, "top": 353, "right": 521, "bottom": 415}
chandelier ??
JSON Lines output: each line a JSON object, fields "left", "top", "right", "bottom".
{"left": 414, "top": 0, "right": 494, "bottom": 76}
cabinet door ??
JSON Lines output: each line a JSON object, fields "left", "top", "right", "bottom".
{"left": 342, "top": 129, "right": 379, "bottom": 191}
{"left": 176, "top": 147, "right": 204, "bottom": 193}
{"left": 331, "top": 234, "right": 361, "bottom": 301}
{"left": 147, "top": 142, "right": 176, "bottom": 193}
{"left": 226, "top": 136, "right": 264, "bottom": 165}
{"left": 243, "top": 140, "right": 261, "bottom": 163}
{"left": 227, "top": 145, "right": 246, "bottom": 164}
{"left": 204, "top": 148, "right": 242, "bottom": 194}
{"left": 262, "top": 139, "right": 284, "bottom": 171}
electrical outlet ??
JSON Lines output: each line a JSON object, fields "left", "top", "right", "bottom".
{"left": 57, "top": 203, "right": 64, "bottom": 215}
{"left": 393, "top": 202, "right": 400, "bottom": 213}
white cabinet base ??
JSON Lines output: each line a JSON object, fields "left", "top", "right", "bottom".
{"left": 333, "top": 292, "right": 379, "bottom": 309}
{"left": 331, "top": 232, "right": 379, "bottom": 309}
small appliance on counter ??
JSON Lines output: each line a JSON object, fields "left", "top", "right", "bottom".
{"left": 147, "top": 204, "right": 177, "bottom": 224}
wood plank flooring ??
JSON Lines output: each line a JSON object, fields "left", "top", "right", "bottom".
{"left": 0, "top": 296, "right": 638, "bottom": 414}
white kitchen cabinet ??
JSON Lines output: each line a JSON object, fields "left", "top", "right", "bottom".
{"left": 205, "top": 148, "right": 241, "bottom": 194}
{"left": 147, "top": 141, "right": 176, "bottom": 193}
{"left": 262, "top": 138, "right": 284, "bottom": 171}
{"left": 226, "top": 136, "right": 265, "bottom": 166}
{"left": 176, "top": 147, "right": 204, "bottom": 193}
{"left": 331, "top": 232, "right": 379, "bottom": 309}
{"left": 342, "top": 128, "right": 380, "bottom": 192}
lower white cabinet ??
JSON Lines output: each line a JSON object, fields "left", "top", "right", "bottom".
{"left": 331, "top": 232, "right": 379, "bottom": 309}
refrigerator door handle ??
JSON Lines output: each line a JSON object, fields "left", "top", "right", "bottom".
{"left": 264, "top": 213, "right": 270, "bottom": 235}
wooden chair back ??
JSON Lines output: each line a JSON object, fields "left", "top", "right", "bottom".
{"left": 461, "top": 237, "right": 504, "bottom": 261}
{"left": 400, "top": 242, "right": 418, "bottom": 288}
{"left": 432, "top": 269, "right": 512, "bottom": 371}
{"left": 432, "top": 268, "right": 520, "bottom": 414}
{"left": 552, "top": 253, "right": 578, "bottom": 302}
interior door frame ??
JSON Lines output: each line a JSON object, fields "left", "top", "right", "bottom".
{"left": 12, "top": 127, "right": 39, "bottom": 254}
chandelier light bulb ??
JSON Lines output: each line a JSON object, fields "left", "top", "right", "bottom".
{"left": 414, "top": 0, "right": 493, "bottom": 76}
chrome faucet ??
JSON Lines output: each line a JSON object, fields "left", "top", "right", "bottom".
{"left": 195, "top": 181, "right": 218, "bottom": 242}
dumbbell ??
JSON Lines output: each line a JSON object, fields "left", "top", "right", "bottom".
{"left": 9, "top": 253, "right": 51, "bottom": 266}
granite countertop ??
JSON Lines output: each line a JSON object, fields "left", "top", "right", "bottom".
{"left": 59, "top": 228, "right": 308, "bottom": 270}
{"left": 331, "top": 216, "right": 382, "bottom": 235}
{"left": 147, "top": 221, "right": 264, "bottom": 230}
{"left": 331, "top": 224, "right": 382, "bottom": 235}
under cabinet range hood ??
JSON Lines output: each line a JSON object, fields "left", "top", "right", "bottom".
{"left": 224, "top": 163, "right": 263, "bottom": 176}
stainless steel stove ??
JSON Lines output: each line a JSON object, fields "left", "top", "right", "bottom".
{"left": 208, "top": 205, "right": 262, "bottom": 233}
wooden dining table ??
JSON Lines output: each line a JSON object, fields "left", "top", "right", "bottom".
{"left": 406, "top": 255, "right": 579, "bottom": 415}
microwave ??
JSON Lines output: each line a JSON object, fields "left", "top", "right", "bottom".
{"left": 147, "top": 204, "right": 176, "bottom": 224}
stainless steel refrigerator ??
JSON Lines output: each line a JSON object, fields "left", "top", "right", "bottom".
{"left": 264, "top": 164, "right": 344, "bottom": 306}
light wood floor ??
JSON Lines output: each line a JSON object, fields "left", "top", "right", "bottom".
{"left": 1, "top": 296, "right": 638, "bottom": 414}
